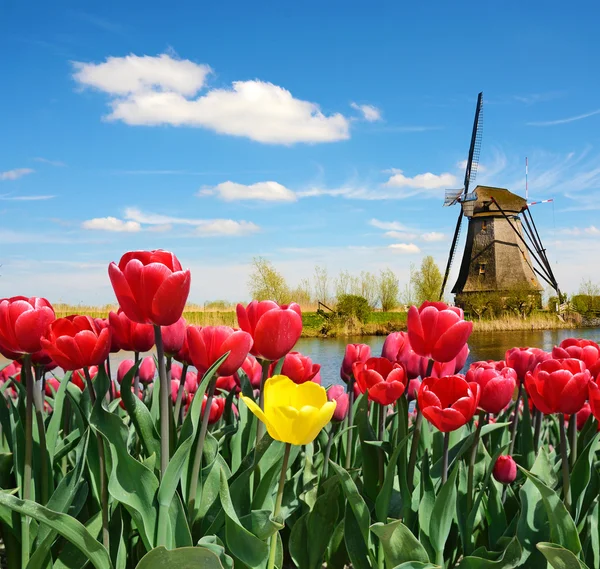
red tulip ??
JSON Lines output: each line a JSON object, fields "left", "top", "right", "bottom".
{"left": 216, "top": 374, "right": 240, "bottom": 394}
{"left": 382, "top": 331, "right": 427, "bottom": 379}
{"left": 95, "top": 318, "right": 120, "bottom": 353}
{"left": 341, "top": 343, "right": 372, "bottom": 381}
{"left": 466, "top": 364, "right": 517, "bottom": 414}
{"left": 108, "top": 310, "right": 154, "bottom": 353}
{"left": 418, "top": 375, "right": 480, "bottom": 432}
{"left": 185, "top": 370, "right": 198, "bottom": 394}
{"left": 0, "top": 361, "right": 21, "bottom": 382}
{"left": 187, "top": 325, "right": 253, "bottom": 377}
{"left": 45, "top": 377, "right": 61, "bottom": 396}
{"left": 117, "top": 359, "right": 135, "bottom": 383}
{"left": 171, "top": 379, "right": 186, "bottom": 404}
{"left": 407, "top": 302, "right": 473, "bottom": 363}
{"left": 41, "top": 316, "right": 111, "bottom": 371}
{"left": 139, "top": 357, "right": 156, "bottom": 384}
{"left": 71, "top": 369, "right": 89, "bottom": 390}
{"left": 525, "top": 358, "right": 591, "bottom": 415}
{"left": 108, "top": 249, "right": 191, "bottom": 326}
{"left": 202, "top": 395, "right": 226, "bottom": 424}
{"left": 271, "top": 351, "right": 321, "bottom": 385}
{"left": 406, "top": 378, "right": 421, "bottom": 402}
{"left": 353, "top": 357, "right": 406, "bottom": 406}
{"left": 505, "top": 347, "right": 549, "bottom": 382}
{"left": 236, "top": 300, "right": 302, "bottom": 361}
{"left": 239, "top": 355, "right": 262, "bottom": 388}
{"left": 328, "top": 384, "right": 349, "bottom": 421}
{"left": 161, "top": 317, "right": 186, "bottom": 355}
{"left": 118, "top": 386, "right": 144, "bottom": 409}
{"left": 589, "top": 381, "right": 600, "bottom": 423}
{"left": 0, "top": 296, "right": 55, "bottom": 356}
{"left": 565, "top": 403, "right": 593, "bottom": 431}
{"left": 493, "top": 455, "right": 517, "bottom": 484}
{"left": 553, "top": 338, "right": 600, "bottom": 372}
{"left": 31, "top": 349, "right": 58, "bottom": 373}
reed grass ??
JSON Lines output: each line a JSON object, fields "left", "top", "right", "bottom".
{"left": 471, "top": 313, "right": 574, "bottom": 332}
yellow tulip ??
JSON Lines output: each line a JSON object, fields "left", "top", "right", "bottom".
{"left": 241, "top": 375, "right": 336, "bottom": 446}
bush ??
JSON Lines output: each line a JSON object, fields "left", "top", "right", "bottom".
{"left": 336, "top": 294, "right": 371, "bottom": 323}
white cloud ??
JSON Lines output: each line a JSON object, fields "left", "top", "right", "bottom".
{"left": 33, "top": 157, "right": 66, "bottom": 167}
{"left": 388, "top": 243, "right": 421, "bottom": 254}
{"left": 72, "top": 53, "right": 350, "bottom": 144}
{"left": 72, "top": 53, "right": 211, "bottom": 96}
{"left": 558, "top": 225, "right": 600, "bottom": 236}
{"left": 123, "top": 207, "right": 260, "bottom": 236}
{"left": 201, "top": 181, "right": 297, "bottom": 202}
{"left": 81, "top": 217, "right": 142, "bottom": 232}
{"left": 527, "top": 109, "right": 600, "bottom": 127}
{"left": 0, "top": 168, "right": 34, "bottom": 181}
{"left": 384, "top": 230, "right": 419, "bottom": 240}
{"left": 421, "top": 231, "right": 446, "bottom": 242}
{"left": 0, "top": 194, "right": 55, "bottom": 201}
{"left": 369, "top": 219, "right": 408, "bottom": 231}
{"left": 456, "top": 159, "right": 486, "bottom": 173}
{"left": 383, "top": 169, "right": 458, "bottom": 190}
{"left": 350, "top": 102, "right": 382, "bottom": 122}
{"left": 194, "top": 220, "right": 260, "bottom": 237}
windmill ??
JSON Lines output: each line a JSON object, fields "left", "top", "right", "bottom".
{"left": 439, "top": 92, "right": 484, "bottom": 300}
{"left": 439, "top": 93, "right": 561, "bottom": 305}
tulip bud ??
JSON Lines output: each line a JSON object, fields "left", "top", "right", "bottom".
{"left": 328, "top": 385, "right": 349, "bottom": 422}
{"left": 117, "top": 359, "right": 135, "bottom": 384}
{"left": 341, "top": 343, "right": 371, "bottom": 382}
{"left": 493, "top": 455, "right": 517, "bottom": 484}
{"left": 202, "top": 395, "right": 226, "bottom": 425}
{"left": 272, "top": 351, "right": 320, "bottom": 385}
{"left": 138, "top": 357, "right": 156, "bottom": 384}
{"left": 406, "top": 378, "right": 421, "bottom": 402}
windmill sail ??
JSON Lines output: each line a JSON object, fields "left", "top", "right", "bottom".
{"left": 439, "top": 92, "right": 484, "bottom": 300}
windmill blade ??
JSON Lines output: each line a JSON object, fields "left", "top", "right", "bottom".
{"left": 439, "top": 208, "right": 464, "bottom": 300}
{"left": 463, "top": 92, "right": 484, "bottom": 196}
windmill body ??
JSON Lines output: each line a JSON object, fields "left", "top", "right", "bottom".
{"left": 451, "top": 185, "right": 543, "bottom": 303}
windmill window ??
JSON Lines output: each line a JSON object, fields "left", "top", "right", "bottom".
{"left": 479, "top": 263, "right": 486, "bottom": 275}
{"left": 481, "top": 220, "right": 488, "bottom": 232}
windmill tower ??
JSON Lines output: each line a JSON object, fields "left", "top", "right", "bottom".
{"left": 439, "top": 93, "right": 560, "bottom": 306}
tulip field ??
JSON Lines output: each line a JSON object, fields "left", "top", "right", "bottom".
{"left": 1, "top": 250, "right": 600, "bottom": 569}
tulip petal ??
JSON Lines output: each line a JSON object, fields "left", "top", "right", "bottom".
{"left": 14, "top": 306, "right": 54, "bottom": 354}
{"left": 293, "top": 380, "right": 327, "bottom": 409}
{"left": 152, "top": 270, "right": 191, "bottom": 326}
{"left": 559, "top": 372, "right": 591, "bottom": 414}
{"left": 422, "top": 406, "right": 468, "bottom": 432}
{"left": 240, "top": 395, "right": 281, "bottom": 441}
{"left": 254, "top": 308, "right": 302, "bottom": 361}
{"left": 432, "top": 320, "right": 473, "bottom": 363}
{"left": 109, "top": 262, "right": 146, "bottom": 323}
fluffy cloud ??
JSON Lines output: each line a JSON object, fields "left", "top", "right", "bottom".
{"left": 200, "top": 181, "right": 297, "bottom": 202}
{"left": 81, "top": 217, "right": 141, "bottom": 232}
{"left": 383, "top": 169, "right": 458, "bottom": 189}
{"left": 369, "top": 219, "right": 408, "bottom": 231}
{"left": 421, "top": 231, "right": 446, "bottom": 242}
{"left": 0, "top": 168, "right": 34, "bottom": 181}
{"left": 0, "top": 194, "right": 55, "bottom": 201}
{"left": 350, "top": 102, "right": 382, "bottom": 122}
{"left": 123, "top": 207, "right": 260, "bottom": 236}
{"left": 388, "top": 243, "right": 421, "bottom": 254}
{"left": 559, "top": 225, "right": 600, "bottom": 236}
{"left": 72, "top": 53, "right": 350, "bottom": 145}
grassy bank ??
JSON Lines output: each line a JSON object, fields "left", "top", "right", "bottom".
{"left": 471, "top": 313, "right": 575, "bottom": 332}
{"left": 53, "top": 305, "right": 578, "bottom": 336}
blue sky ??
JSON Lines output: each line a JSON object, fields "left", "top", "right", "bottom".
{"left": 1, "top": 1, "right": 600, "bottom": 305}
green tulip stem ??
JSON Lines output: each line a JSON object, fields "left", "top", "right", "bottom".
{"left": 508, "top": 381, "right": 524, "bottom": 456}
{"left": 154, "top": 326, "right": 170, "bottom": 478}
{"left": 105, "top": 357, "right": 112, "bottom": 402}
{"left": 378, "top": 403, "right": 386, "bottom": 485}
{"left": 467, "top": 411, "right": 486, "bottom": 515}
{"left": 173, "top": 362, "right": 189, "bottom": 425}
{"left": 22, "top": 354, "right": 33, "bottom": 569}
{"left": 257, "top": 359, "right": 271, "bottom": 441}
{"left": 442, "top": 430, "right": 450, "bottom": 485}
{"left": 407, "top": 358, "right": 434, "bottom": 492}
{"left": 568, "top": 414, "right": 578, "bottom": 468}
{"left": 559, "top": 413, "right": 571, "bottom": 510}
{"left": 345, "top": 377, "right": 355, "bottom": 469}
{"left": 188, "top": 377, "right": 217, "bottom": 519}
{"left": 32, "top": 365, "right": 49, "bottom": 505}
{"left": 322, "top": 424, "right": 337, "bottom": 480}
{"left": 533, "top": 408, "right": 543, "bottom": 453}
{"left": 268, "top": 442, "right": 291, "bottom": 569}
{"left": 83, "top": 367, "right": 110, "bottom": 552}
{"left": 133, "top": 351, "right": 140, "bottom": 399}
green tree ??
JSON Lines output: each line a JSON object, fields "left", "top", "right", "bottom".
{"left": 411, "top": 256, "right": 443, "bottom": 305}
{"left": 379, "top": 268, "right": 400, "bottom": 311}
{"left": 248, "top": 257, "right": 290, "bottom": 304}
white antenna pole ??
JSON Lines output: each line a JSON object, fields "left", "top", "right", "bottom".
{"left": 525, "top": 156, "right": 529, "bottom": 201}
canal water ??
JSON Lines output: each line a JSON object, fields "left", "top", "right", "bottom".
{"left": 3, "top": 328, "right": 600, "bottom": 387}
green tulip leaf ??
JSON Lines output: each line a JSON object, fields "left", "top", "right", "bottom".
{"left": 53, "top": 511, "right": 103, "bottom": 569}
{"left": 135, "top": 546, "right": 225, "bottom": 569}
{"left": 120, "top": 360, "right": 161, "bottom": 461}
{"left": 375, "top": 433, "right": 409, "bottom": 523}
{"left": 344, "top": 503, "right": 373, "bottom": 569}
{"left": 289, "top": 513, "right": 310, "bottom": 569}
{"left": 46, "top": 371, "right": 73, "bottom": 462}
{"left": 519, "top": 466, "right": 581, "bottom": 554}
{"left": 429, "top": 464, "right": 459, "bottom": 564}
{"left": 306, "top": 485, "right": 340, "bottom": 569}
{"left": 355, "top": 394, "right": 381, "bottom": 502}
{"left": 391, "top": 564, "right": 440, "bottom": 569}
{"left": 455, "top": 537, "right": 522, "bottom": 568}
{"left": 371, "top": 520, "right": 430, "bottom": 568}
{"left": 0, "top": 492, "right": 112, "bottom": 569}
{"left": 537, "top": 542, "right": 591, "bottom": 569}
{"left": 571, "top": 432, "right": 600, "bottom": 524}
